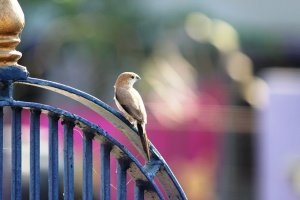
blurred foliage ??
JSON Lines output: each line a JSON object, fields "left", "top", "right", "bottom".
{"left": 18, "top": 0, "right": 220, "bottom": 104}
{"left": 17, "top": 0, "right": 300, "bottom": 105}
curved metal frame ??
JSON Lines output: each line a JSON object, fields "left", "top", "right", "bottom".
{"left": 0, "top": 69, "right": 187, "bottom": 199}
{"left": 0, "top": 100, "right": 164, "bottom": 199}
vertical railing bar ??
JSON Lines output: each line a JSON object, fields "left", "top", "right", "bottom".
{"left": 100, "top": 143, "right": 111, "bottom": 200}
{"left": 117, "top": 159, "right": 128, "bottom": 200}
{"left": 0, "top": 107, "right": 3, "bottom": 199}
{"left": 82, "top": 129, "right": 93, "bottom": 200}
{"left": 134, "top": 181, "right": 144, "bottom": 200}
{"left": 48, "top": 114, "right": 59, "bottom": 200}
{"left": 11, "top": 107, "right": 22, "bottom": 200}
{"left": 30, "top": 109, "right": 41, "bottom": 200}
{"left": 63, "top": 120, "right": 75, "bottom": 200}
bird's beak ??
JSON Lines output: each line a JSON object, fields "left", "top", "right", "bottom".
{"left": 136, "top": 76, "right": 141, "bottom": 80}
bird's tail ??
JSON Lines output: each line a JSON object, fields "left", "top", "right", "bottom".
{"left": 137, "top": 123, "right": 150, "bottom": 160}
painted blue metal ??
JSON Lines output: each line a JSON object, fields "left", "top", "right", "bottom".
{"left": 82, "top": 129, "right": 93, "bottom": 200}
{"left": 0, "top": 81, "right": 12, "bottom": 100}
{"left": 0, "top": 72, "right": 188, "bottom": 199}
{"left": 11, "top": 107, "right": 22, "bottom": 200}
{"left": 144, "top": 159, "right": 162, "bottom": 179}
{"left": 63, "top": 121, "right": 75, "bottom": 200}
{"left": 0, "top": 64, "right": 189, "bottom": 199}
{"left": 30, "top": 109, "right": 41, "bottom": 200}
{"left": 100, "top": 143, "right": 111, "bottom": 200}
{"left": 0, "top": 100, "right": 166, "bottom": 199}
{"left": 16, "top": 77, "right": 188, "bottom": 199}
{"left": 117, "top": 159, "right": 128, "bottom": 200}
{"left": 135, "top": 182, "right": 144, "bottom": 200}
{"left": 0, "top": 66, "right": 28, "bottom": 82}
{"left": 48, "top": 114, "right": 59, "bottom": 200}
{"left": 0, "top": 107, "right": 3, "bottom": 199}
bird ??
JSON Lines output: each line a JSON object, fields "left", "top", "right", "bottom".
{"left": 114, "top": 72, "right": 150, "bottom": 160}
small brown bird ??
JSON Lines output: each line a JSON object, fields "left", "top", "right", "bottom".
{"left": 114, "top": 72, "right": 150, "bottom": 160}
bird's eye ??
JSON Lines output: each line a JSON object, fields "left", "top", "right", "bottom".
{"left": 131, "top": 76, "right": 135, "bottom": 79}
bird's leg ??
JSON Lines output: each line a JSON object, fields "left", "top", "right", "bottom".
{"left": 133, "top": 121, "right": 138, "bottom": 128}
{"left": 126, "top": 115, "right": 136, "bottom": 125}
{"left": 128, "top": 118, "right": 138, "bottom": 129}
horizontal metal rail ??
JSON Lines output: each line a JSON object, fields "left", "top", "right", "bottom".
{"left": 16, "top": 77, "right": 187, "bottom": 200}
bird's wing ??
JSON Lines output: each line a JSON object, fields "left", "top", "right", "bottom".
{"left": 115, "top": 88, "right": 145, "bottom": 123}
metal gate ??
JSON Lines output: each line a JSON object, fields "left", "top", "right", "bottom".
{"left": 0, "top": 0, "right": 187, "bottom": 199}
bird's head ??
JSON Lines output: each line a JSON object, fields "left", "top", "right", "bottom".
{"left": 115, "top": 72, "right": 141, "bottom": 88}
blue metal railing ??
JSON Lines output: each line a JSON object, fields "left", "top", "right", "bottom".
{"left": 30, "top": 109, "right": 41, "bottom": 199}
{"left": 0, "top": 67, "right": 187, "bottom": 199}
{"left": 11, "top": 107, "right": 22, "bottom": 200}
{"left": 48, "top": 113, "right": 59, "bottom": 199}
{"left": 82, "top": 128, "right": 93, "bottom": 200}
{"left": 0, "top": 107, "right": 3, "bottom": 199}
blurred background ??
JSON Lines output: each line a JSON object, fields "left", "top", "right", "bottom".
{"left": 6, "top": 0, "right": 300, "bottom": 199}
